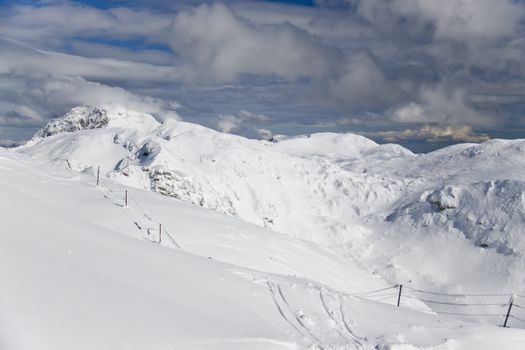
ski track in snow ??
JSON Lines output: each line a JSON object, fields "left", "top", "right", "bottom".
{"left": 267, "top": 280, "right": 370, "bottom": 350}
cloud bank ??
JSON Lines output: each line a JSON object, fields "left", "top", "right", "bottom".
{"left": 369, "top": 125, "right": 490, "bottom": 144}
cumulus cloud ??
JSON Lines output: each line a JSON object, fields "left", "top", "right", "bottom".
{"left": 327, "top": 53, "right": 403, "bottom": 110}
{"left": 311, "top": 0, "right": 525, "bottom": 129}
{"left": 317, "top": 0, "right": 525, "bottom": 41}
{"left": 0, "top": 37, "right": 180, "bottom": 140}
{"left": 0, "top": 104, "right": 44, "bottom": 128}
{"left": 215, "top": 109, "right": 270, "bottom": 136}
{"left": 310, "top": 117, "right": 362, "bottom": 128}
{"left": 363, "top": 0, "right": 523, "bottom": 41}
{"left": 388, "top": 85, "right": 496, "bottom": 127}
{"left": 70, "top": 41, "right": 174, "bottom": 66}
{"left": 0, "top": 72, "right": 180, "bottom": 131}
{"left": 170, "top": 2, "right": 342, "bottom": 83}
{"left": 369, "top": 125, "right": 490, "bottom": 143}
{"left": 0, "top": 4, "right": 172, "bottom": 49}
{"left": 256, "top": 128, "right": 273, "bottom": 140}
{"left": 0, "top": 38, "right": 178, "bottom": 85}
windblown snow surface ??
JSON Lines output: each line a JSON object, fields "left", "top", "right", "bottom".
{"left": 3, "top": 105, "right": 525, "bottom": 348}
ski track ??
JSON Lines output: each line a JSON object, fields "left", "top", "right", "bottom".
{"left": 319, "top": 290, "right": 367, "bottom": 349}
{"left": 267, "top": 281, "right": 369, "bottom": 350}
{"left": 267, "top": 281, "right": 314, "bottom": 346}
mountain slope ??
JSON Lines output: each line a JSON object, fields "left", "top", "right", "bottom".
{"left": 19, "top": 106, "right": 413, "bottom": 243}
{"left": 2, "top": 148, "right": 525, "bottom": 349}
{"left": 16, "top": 106, "right": 525, "bottom": 301}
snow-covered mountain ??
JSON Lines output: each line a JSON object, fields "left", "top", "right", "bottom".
{"left": 2, "top": 145, "right": 524, "bottom": 349}
{"left": 17, "top": 105, "right": 525, "bottom": 299}
{"left": 19, "top": 106, "right": 412, "bottom": 242}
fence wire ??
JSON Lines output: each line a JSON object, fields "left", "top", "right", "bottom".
{"left": 353, "top": 284, "right": 525, "bottom": 328}
{"left": 95, "top": 173, "right": 183, "bottom": 250}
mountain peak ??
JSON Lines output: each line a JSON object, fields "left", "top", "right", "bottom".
{"left": 33, "top": 105, "right": 161, "bottom": 139}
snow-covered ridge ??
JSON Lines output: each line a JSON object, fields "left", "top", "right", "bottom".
{"left": 34, "top": 106, "right": 109, "bottom": 139}
{"left": 272, "top": 132, "right": 413, "bottom": 162}
{"left": 21, "top": 106, "right": 409, "bottom": 244}
{"left": 32, "top": 105, "right": 160, "bottom": 140}
{"left": 387, "top": 180, "right": 525, "bottom": 252}
{"left": 16, "top": 105, "right": 525, "bottom": 299}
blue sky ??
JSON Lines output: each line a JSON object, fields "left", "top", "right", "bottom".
{"left": 1, "top": 0, "right": 525, "bottom": 151}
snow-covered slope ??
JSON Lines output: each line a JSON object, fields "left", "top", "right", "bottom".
{"left": 16, "top": 106, "right": 525, "bottom": 302}
{"left": 2, "top": 147, "right": 524, "bottom": 349}
{"left": 20, "top": 106, "right": 412, "bottom": 245}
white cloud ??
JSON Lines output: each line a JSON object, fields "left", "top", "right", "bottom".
{"left": 318, "top": 0, "right": 525, "bottom": 41}
{"left": 310, "top": 117, "right": 362, "bottom": 128}
{"left": 0, "top": 103, "right": 44, "bottom": 127}
{"left": 327, "top": 53, "right": 399, "bottom": 109}
{"left": 216, "top": 114, "right": 241, "bottom": 133}
{"left": 0, "top": 38, "right": 178, "bottom": 84}
{"left": 0, "top": 4, "right": 172, "bottom": 48}
{"left": 170, "top": 2, "right": 341, "bottom": 83}
{"left": 393, "top": 0, "right": 522, "bottom": 41}
{"left": 388, "top": 85, "right": 495, "bottom": 127}
{"left": 389, "top": 102, "right": 427, "bottom": 123}
{"left": 0, "top": 72, "right": 180, "bottom": 129}
{"left": 256, "top": 128, "right": 273, "bottom": 140}
{"left": 0, "top": 38, "right": 180, "bottom": 139}
{"left": 215, "top": 109, "right": 270, "bottom": 135}
{"left": 70, "top": 41, "right": 174, "bottom": 66}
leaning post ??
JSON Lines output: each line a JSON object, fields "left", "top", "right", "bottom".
{"left": 397, "top": 284, "right": 403, "bottom": 307}
{"left": 503, "top": 295, "right": 515, "bottom": 327}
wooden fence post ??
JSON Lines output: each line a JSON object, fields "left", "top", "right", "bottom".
{"left": 159, "top": 223, "right": 162, "bottom": 244}
{"left": 397, "top": 284, "right": 403, "bottom": 307}
{"left": 125, "top": 190, "right": 128, "bottom": 207}
{"left": 96, "top": 166, "right": 100, "bottom": 186}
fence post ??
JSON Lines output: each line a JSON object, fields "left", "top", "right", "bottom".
{"left": 96, "top": 166, "right": 100, "bottom": 186}
{"left": 159, "top": 223, "right": 162, "bottom": 244}
{"left": 125, "top": 190, "right": 128, "bottom": 207}
{"left": 397, "top": 284, "right": 403, "bottom": 307}
{"left": 503, "top": 295, "right": 515, "bottom": 328}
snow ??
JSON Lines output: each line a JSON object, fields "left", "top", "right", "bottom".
{"left": 17, "top": 107, "right": 525, "bottom": 297}
{"left": 17, "top": 106, "right": 525, "bottom": 296}
{"left": 2, "top": 146, "right": 524, "bottom": 349}
{"left": 5, "top": 105, "right": 525, "bottom": 348}
{"left": 17, "top": 106, "right": 409, "bottom": 247}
